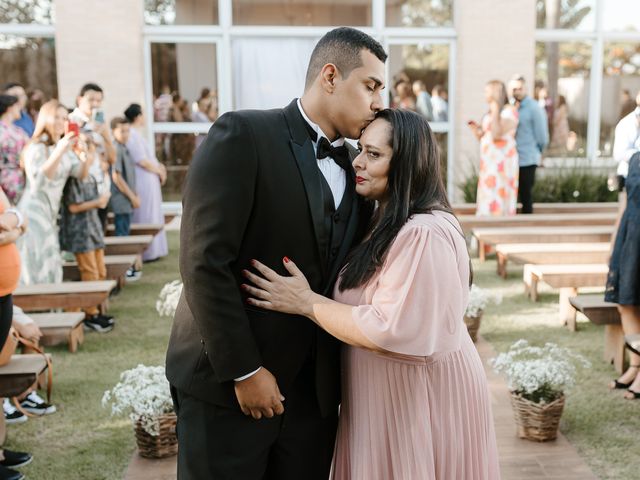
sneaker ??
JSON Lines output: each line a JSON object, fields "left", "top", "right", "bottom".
{"left": 83, "top": 315, "right": 114, "bottom": 333}
{"left": 3, "top": 399, "right": 27, "bottom": 425}
{"left": 125, "top": 268, "right": 142, "bottom": 282}
{"left": 98, "top": 314, "right": 115, "bottom": 326}
{"left": 0, "top": 464, "right": 24, "bottom": 480}
{"left": 20, "top": 391, "right": 56, "bottom": 416}
{"left": 0, "top": 449, "right": 32, "bottom": 468}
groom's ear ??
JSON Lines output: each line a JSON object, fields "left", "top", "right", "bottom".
{"left": 319, "top": 63, "right": 339, "bottom": 93}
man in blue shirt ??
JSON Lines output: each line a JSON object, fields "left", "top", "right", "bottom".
{"left": 509, "top": 75, "right": 549, "bottom": 213}
{"left": 2, "top": 82, "right": 34, "bottom": 137}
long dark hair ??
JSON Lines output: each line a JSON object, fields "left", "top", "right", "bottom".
{"left": 338, "top": 109, "right": 455, "bottom": 292}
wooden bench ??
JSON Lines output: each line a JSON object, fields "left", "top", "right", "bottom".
{"left": 0, "top": 354, "right": 51, "bottom": 398}
{"left": 495, "top": 242, "right": 610, "bottom": 278}
{"left": 472, "top": 226, "right": 614, "bottom": 261}
{"left": 106, "top": 223, "right": 164, "bottom": 237}
{"left": 13, "top": 280, "right": 117, "bottom": 312}
{"left": 459, "top": 212, "right": 616, "bottom": 234}
{"left": 63, "top": 255, "right": 137, "bottom": 286}
{"left": 104, "top": 235, "right": 153, "bottom": 256}
{"left": 28, "top": 312, "right": 86, "bottom": 353}
{"left": 568, "top": 295, "right": 623, "bottom": 373}
{"left": 523, "top": 264, "right": 608, "bottom": 330}
{"left": 453, "top": 202, "right": 618, "bottom": 216}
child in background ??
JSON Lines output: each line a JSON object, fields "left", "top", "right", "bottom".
{"left": 59, "top": 138, "right": 114, "bottom": 332}
{"left": 110, "top": 117, "right": 141, "bottom": 281}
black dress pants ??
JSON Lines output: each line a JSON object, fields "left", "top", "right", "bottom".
{"left": 171, "top": 363, "right": 338, "bottom": 480}
{"left": 518, "top": 165, "right": 537, "bottom": 214}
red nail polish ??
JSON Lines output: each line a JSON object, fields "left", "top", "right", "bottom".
{"left": 283, "top": 256, "right": 290, "bottom": 263}
{"left": 251, "top": 259, "right": 257, "bottom": 266}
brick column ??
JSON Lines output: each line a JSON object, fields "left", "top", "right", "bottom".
{"left": 54, "top": 0, "right": 145, "bottom": 121}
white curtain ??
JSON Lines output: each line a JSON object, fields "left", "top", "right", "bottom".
{"left": 233, "top": 37, "right": 318, "bottom": 110}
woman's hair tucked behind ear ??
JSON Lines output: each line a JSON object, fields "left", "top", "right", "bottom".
{"left": 338, "top": 109, "right": 457, "bottom": 291}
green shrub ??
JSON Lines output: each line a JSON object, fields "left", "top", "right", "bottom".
{"left": 458, "top": 168, "right": 617, "bottom": 203}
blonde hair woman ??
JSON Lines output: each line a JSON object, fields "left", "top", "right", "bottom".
{"left": 469, "top": 80, "right": 519, "bottom": 216}
{"left": 17, "top": 100, "right": 91, "bottom": 284}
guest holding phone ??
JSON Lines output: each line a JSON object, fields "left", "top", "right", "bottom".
{"left": 17, "top": 100, "right": 90, "bottom": 285}
{"left": 69, "top": 83, "right": 116, "bottom": 230}
{"left": 469, "top": 80, "right": 519, "bottom": 216}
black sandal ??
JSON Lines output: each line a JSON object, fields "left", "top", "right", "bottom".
{"left": 625, "top": 388, "right": 640, "bottom": 400}
{"left": 611, "top": 365, "right": 640, "bottom": 390}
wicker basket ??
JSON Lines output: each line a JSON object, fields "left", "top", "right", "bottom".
{"left": 134, "top": 413, "right": 178, "bottom": 459}
{"left": 464, "top": 312, "right": 483, "bottom": 343}
{"left": 509, "top": 392, "right": 565, "bottom": 442}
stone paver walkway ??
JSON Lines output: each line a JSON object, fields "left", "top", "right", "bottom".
{"left": 124, "top": 336, "right": 597, "bottom": 479}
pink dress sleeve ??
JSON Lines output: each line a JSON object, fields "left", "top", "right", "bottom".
{"left": 351, "top": 223, "right": 468, "bottom": 356}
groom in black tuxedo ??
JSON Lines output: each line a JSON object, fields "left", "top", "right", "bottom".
{"left": 165, "top": 28, "right": 386, "bottom": 479}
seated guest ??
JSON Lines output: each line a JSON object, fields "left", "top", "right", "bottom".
{"left": 59, "top": 142, "right": 114, "bottom": 333}
{"left": 110, "top": 117, "right": 141, "bottom": 281}
{"left": 0, "top": 186, "right": 33, "bottom": 480}
{"left": 17, "top": 100, "right": 90, "bottom": 285}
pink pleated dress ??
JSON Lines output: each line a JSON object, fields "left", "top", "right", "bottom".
{"left": 332, "top": 211, "right": 500, "bottom": 480}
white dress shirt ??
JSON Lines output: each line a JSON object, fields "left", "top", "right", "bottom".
{"left": 234, "top": 101, "right": 348, "bottom": 382}
{"left": 613, "top": 109, "right": 640, "bottom": 178}
{"left": 296, "top": 99, "right": 347, "bottom": 208}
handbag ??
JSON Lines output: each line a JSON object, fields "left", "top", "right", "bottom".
{"left": 0, "top": 327, "right": 18, "bottom": 366}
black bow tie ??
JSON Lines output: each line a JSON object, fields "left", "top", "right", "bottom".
{"left": 316, "top": 136, "right": 351, "bottom": 171}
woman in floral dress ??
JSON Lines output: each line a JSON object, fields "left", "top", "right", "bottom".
{"left": 17, "top": 100, "right": 89, "bottom": 285}
{"left": 0, "top": 95, "right": 29, "bottom": 204}
{"left": 470, "top": 80, "right": 519, "bottom": 216}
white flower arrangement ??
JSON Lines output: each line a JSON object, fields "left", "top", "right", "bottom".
{"left": 490, "top": 339, "right": 591, "bottom": 404}
{"left": 465, "top": 284, "right": 502, "bottom": 318}
{"left": 102, "top": 364, "right": 174, "bottom": 436}
{"left": 156, "top": 280, "right": 183, "bottom": 318}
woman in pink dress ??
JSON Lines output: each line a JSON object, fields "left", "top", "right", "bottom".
{"left": 244, "top": 109, "right": 500, "bottom": 479}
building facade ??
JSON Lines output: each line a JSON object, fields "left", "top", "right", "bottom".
{"left": 1, "top": 0, "right": 639, "bottom": 200}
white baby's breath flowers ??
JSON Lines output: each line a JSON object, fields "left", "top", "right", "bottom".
{"left": 102, "top": 364, "right": 173, "bottom": 436}
{"left": 156, "top": 280, "right": 183, "bottom": 318}
{"left": 490, "top": 339, "right": 591, "bottom": 403}
{"left": 465, "top": 284, "right": 502, "bottom": 318}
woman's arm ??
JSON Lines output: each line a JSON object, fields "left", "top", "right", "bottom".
{"left": 39, "top": 132, "right": 76, "bottom": 180}
{"left": 244, "top": 259, "right": 380, "bottom": 350}
{"left": 0, "top": 228, "right": 21, "bottom": 246}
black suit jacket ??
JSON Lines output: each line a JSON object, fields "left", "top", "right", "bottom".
{"left": 165, "top": 99, "right": 371, "bottom": 416}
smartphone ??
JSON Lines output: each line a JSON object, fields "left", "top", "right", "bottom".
{"left": 92, "top": 108, "right": 105, "bottom": 124}
{"left": 66, "top": 121, "right": 80, "bottom": 136}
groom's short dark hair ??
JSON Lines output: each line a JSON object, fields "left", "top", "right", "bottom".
{"left": 304, "top": 27, "right": 387, "bottom": 90}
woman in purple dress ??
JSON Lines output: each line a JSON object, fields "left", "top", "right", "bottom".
{"left": 245, "top": 110, "right": 499, "bottom": 479}
{"left": 124, "top": 103, "right": 168, "bottom": 262}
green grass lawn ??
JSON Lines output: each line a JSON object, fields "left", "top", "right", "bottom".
{"left": 475, "top": 257, "right": 639, "bottom": 480}
{"left": 7, "top": 234, "right": 637, "bottom": 479}
{"left": 6, "top": 231, "right": 180, "bottom": 480}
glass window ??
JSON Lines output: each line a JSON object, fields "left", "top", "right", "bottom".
{"left": 535, "top": 0, "right": 594, "bottom": 31}
{"left": 386, "top": 0, "right": 453, "bottom": 28}
{"left": 150, "top": 42, "right": 218, "bottom": 123}
{"left": 232, "top": 37, "right": 318, "bottom": 110}
{"left": 0, "top": 35, "right": 58, "bottom": 100}
{"left": 145, "top": 0, "right": 218, "bottom": 25}
{"left": 0, "top": 0, "right": 54, "bottom": 24}
{"left": 155, "top": 133, "right": 196, "bottom": 200}
{"left": 388, "top": 43, "right": 450, "bottom": 122}
{"left": 232, "top": 0, "right": 371, "bottom": 26}
{"left": 600, "top": 42, "right": 640, "bottom": 157}
{"left": 603, "top": 0, "right": 640, "bottom": 32}
{"left": 535, "top": 41, "right": 591, "bottom": 157}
